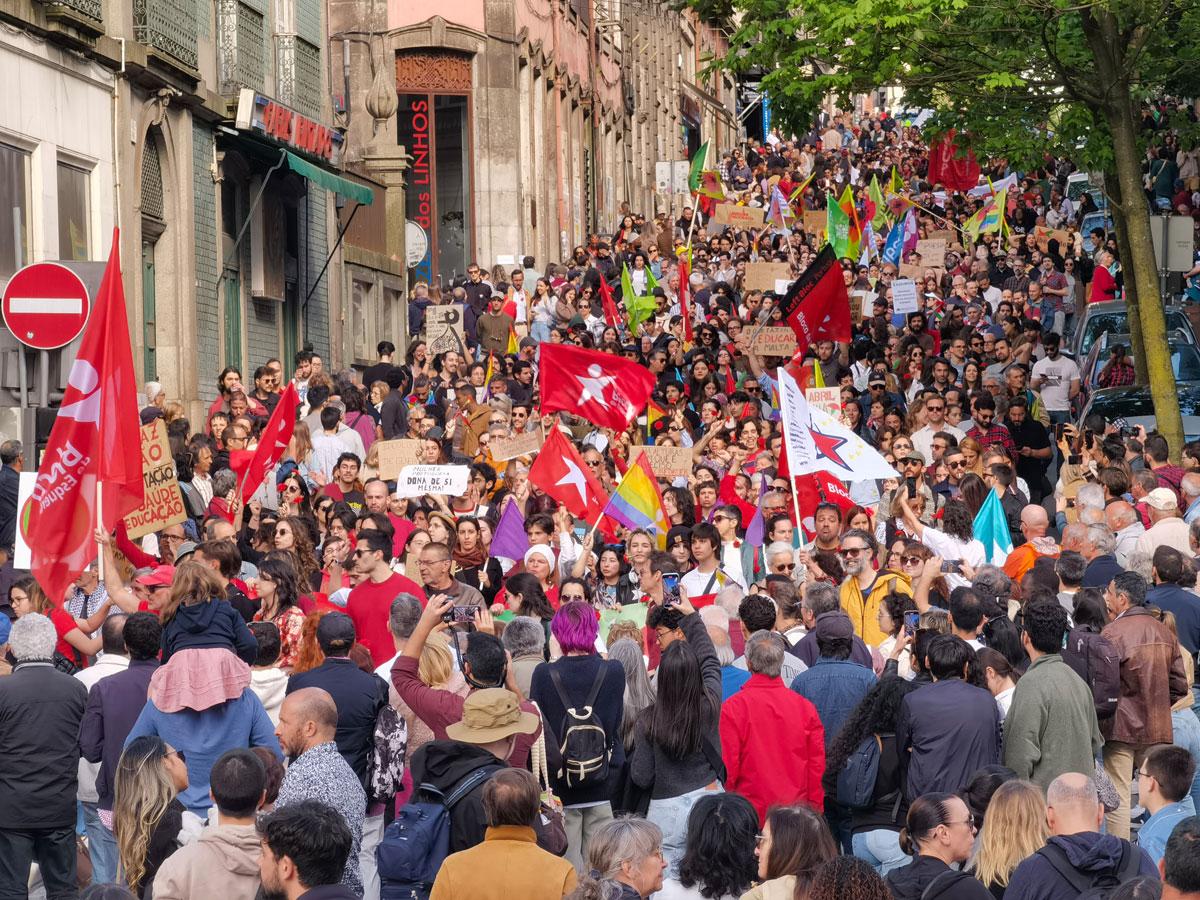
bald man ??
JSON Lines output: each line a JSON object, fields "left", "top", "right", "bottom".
{"left": 275, "top": 688, "right": 366, "bottom": 895}
{"left": 1107, "top": 501, "right": 1145, "bottom": 568}
{"left": 1003, "top": 505, "right": 1060, "bottom": 582}
{"left": 1004, "top": 773, "right": 1157, "bottom": 900}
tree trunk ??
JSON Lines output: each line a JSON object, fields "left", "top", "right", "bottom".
{"left": 1104, "top": 170, "right": 1149, "bottom": 383}
{"left": 1105, "top": 103, "right": 1184, "bottom": 455}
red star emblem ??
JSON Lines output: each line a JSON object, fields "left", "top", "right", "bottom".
{"left": 809, "top": 426, "right": 850, "bottom": 470}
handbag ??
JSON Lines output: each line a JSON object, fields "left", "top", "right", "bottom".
{"left": 529, "top": 702, "right": 569, "bottom": 857}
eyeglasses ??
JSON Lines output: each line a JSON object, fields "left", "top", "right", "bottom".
{"left": 944, "top": 815, "right": 977, "bottom": 830}
{"left": 166, "top": 748, "right": 187, "bottom": 764}
{"left": 838, "top": 547, "right": 866, "bottom": 557}
{"left": 774, "top": 563, "right": 797, "bottom": 572}
{"left": 902, "top": 556, "right": 923, "bottom": 566}
{"left": 947, "top": 460, "right": 965, "bottom": 468}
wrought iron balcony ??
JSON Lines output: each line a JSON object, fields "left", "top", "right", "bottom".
{"left": 134, "top": 0, "right": 200, "bottom": 72}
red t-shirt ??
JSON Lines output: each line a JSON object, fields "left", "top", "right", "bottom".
{"left": 347, "top": 573, "right": 427, "bottom": 666}
{"left": 50, "top": 607, "right": 85, "bottom": 667}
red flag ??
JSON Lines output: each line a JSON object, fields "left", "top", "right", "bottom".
{"left": 927, "top": 131, "right": 981, "bottom": 193}
{"left": 238, "top": 383, "right": 300, "bottom": 503}
{"left": 678, "top": 251, "right": 693, "bottom": 343}
{"left": 528, "top": 427, "right": 608, "bottom": 524}
{"left": 776, "top": 244, "right": 851, "bottom": 359}
{"left": 24, "top": 229, "right": 143, "bottom": 604}
{"left": 793, "top": 471, "right": 854, "bottom": 539}
{"left": 539, "top": 343, "right": 656, "bottom": 431}
{"left": 598, "top": 276, "right": 622, "bottom": 329}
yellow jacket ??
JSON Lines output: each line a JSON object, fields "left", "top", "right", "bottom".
{"left": 840, "top": 570, "right": 912, "bottom": 646}
{"left": 429, "top": 825, "right": 577, "bottom": 900}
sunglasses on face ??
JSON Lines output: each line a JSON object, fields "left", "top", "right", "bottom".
{"left": 838, "top": 547, "right": 866, "bottom": 557}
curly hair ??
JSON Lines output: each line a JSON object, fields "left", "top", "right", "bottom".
{"left": 826, "top": 676, "right": 918, "bottom": 776}
{"left": 676, "top": 793, "right": 759, "bottom": 899}
{"left": 809, "top": 856, "right": 891, "bottom": 900}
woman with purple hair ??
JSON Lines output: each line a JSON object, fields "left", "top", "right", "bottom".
{"left": 529, "top": 600, "right": 627, "bottom": 872}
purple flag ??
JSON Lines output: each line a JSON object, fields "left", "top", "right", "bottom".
{"left": 490, "top": 500, "right": 529, "bottom": 561}
{"left": 743, "top": 476, "right": 770, "bottom": 581}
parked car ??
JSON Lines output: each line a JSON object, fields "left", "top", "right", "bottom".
{"left": 1077, "top": 382, "right": 1200, "bottom": 442}
{"left": 1071, "top": 301, "right": 1196, "bottom": 359}
{"left": 1077, "top": 332, "right": 1200, "bottom": 409}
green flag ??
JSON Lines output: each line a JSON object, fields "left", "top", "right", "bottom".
{"left": 868, "top": 175, "right": 888, "bottom": 228}
{"left": 687, "top": 141, "right": 709, "bottom": 193}
{"left": 826, "top": 193, "right": 852, "bottom": 259}
{"left": 621, "top": 264, "right": 656, "bottom": 333}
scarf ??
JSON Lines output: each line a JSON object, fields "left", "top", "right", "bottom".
{"left": 453, "top": 544, "right": 487, "bottom": 569}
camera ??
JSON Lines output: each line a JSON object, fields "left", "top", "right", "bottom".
{"left": 441, "top": 606, "right": 477, "bottom": 624}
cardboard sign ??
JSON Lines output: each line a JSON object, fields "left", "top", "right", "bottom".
{"left": 928, "top": 229, "right": 956, "bottom": 244}
{"left": 425, "top": 304, "right": 466, "bottom": 355}
{"left": 375, "top": 439, "right": 424, "bottom": 480}
{"left": 802, "top": 210, "right": 826, "bottom": 235}
{"left": 744, "top": 262, "right": 793, "bottom": 293}
{"left": 914, "top": 239, "right": 947, "bottom": 268}
{"left": 394, "top": 464, "right": 471, "bottom": 499}
{"left": 631, "top": 445, "right": 694, "bottom": 480}
{"left": 898, "top": 262, "right": 925, "bottom": 281}
{"left": 805, "top": 387, "right": 843, "bottom": 418}
{"left": 892, "top": 278, "right": 919, "bottom": 315}
{"left": 1034, "top": 227, "right": 1071, "bottom": 254}
{"left": 124, "top": 419, "right": 187, "bottom": 539}
{"left": 490, "top": 430, "right": 543, "bottom": 461}
{"left": 750, "top": 327, "right": 799, "bottom": 357}
{"left": 712, "top": 203, "right": 765, "bottom": 229}
{"left": 850, "top": 290, "right": 871, "bottom": 324}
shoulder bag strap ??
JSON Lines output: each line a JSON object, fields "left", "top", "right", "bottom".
{"left": 700, "top": 734, "right": 727, "bottom": 784}
{"left": 1036, "top": 842, "right": 1096, "bottom": 894}
{"left": 445, "top": 765, "right": 501, "bottom": 809}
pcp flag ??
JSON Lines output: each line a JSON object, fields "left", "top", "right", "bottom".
{"left": 775, "top": 244, "right": 852, "bottom": 359}
{"left": 24, "top": 228, "right": 144, "bottom": 604}
{"left": 528, "top": 426, "right": 608, "bottom": 524}
{"left": 973, "top": 489, "right": 1013, "bottom": 565}
{"left": 777, "top": 366, "right": 900, "bottom": 483}
{"left": 238, "top": 382, "right": 299, "bottom": 504}
{"left": 539, "top": 343, "right": 656, "bottom": 431}
{"left": 927, "top": 131, "right": 981, "bottom": 193}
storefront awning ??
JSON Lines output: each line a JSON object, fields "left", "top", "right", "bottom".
{"left": 285, "top": 151, "right": 374, "bottom": 206}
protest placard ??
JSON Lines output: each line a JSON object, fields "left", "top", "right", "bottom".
{"left": 124, "top": 419, "right": 187, "bottom": 539}
{"left": 805, "top": 387, "right": 843, "bottom": 418}
{"left": 850, "top": 290, "right": 870, "bottom": 324}
{"left": 914, "top": 239, "right": 947, "bottom": 268}
{"left": 744, "top": 262, "right": 793, "bottom": 293}
{"left": 928, "top": 229, "right": 957, "bottom": 244}
{"left": 630, "top": 445, "right": 694, "bottom": 480}
{"left": 892, "top": 278, "right": 919, "bottom": 315}
{"left": 750, "top": 327, "right": 799, "bottom": 357}
{"left": 898, "top": 262, "right": 925, "bottom": 281}
{"left": 712, "top": 203, "right": 766, "bottom": 229}
{"left": 802, "top": 210, "right": 826, "bottom": 235}
{"left": 376, "top": 439, "right": 424, "bottom": 479}
{"left": 490, "top": 430, "right": 543, "bottom": 461}
{"left": 425, "top": 304, "right": 466, "bottom": 355}
{"left": 394, "top": 465, "right": 471, "bottom": 498}
{"left": 599, "top": 603, "right": 648, "bottom": 637}
{"left": 1034, "top": 227, "right": 1071, "bottom": 254}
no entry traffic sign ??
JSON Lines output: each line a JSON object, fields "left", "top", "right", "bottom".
{"left": 2, "top": 262, "right": 92, "bottom": 350}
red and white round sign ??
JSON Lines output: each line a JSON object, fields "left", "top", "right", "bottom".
{"left": 2, "top": 262, "right": 91, "bottom": 350}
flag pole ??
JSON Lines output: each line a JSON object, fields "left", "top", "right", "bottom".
{"left": 776, "top": 366, "right": 808, "bottom": 546}
{"left": 95, "top": 482, "right": 105, "bottom": 581}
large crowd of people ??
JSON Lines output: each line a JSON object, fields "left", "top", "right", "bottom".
{"left": 2, "top": 106, "right": 1200, "bottom": 900}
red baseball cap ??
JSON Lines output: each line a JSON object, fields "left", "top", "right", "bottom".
{"left": 135, "top": 565, "right": 175, "bottom": 588}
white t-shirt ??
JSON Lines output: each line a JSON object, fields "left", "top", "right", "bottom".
{"left": 682, "top": 566, "right": 727, "bottom": 600}
{"left": 919, "top": 527, "right": 986, "bottom": 589}
{"left": 1031, "top": 355, "right": 1081, "bottom": 412}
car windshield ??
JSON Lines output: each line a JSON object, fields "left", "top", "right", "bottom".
{"left": 1081, "top": 309, "right": 1190, "bottom": 355}
{"left": 1090, "top": 385, "right": 1200, "bottom": 419}
{"left": 1091, "top": 345, "right": 1200, "bottom": 384}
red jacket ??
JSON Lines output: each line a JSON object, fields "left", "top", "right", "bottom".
{"left": 719, "top": 673, "right": 825, "bottom": 824}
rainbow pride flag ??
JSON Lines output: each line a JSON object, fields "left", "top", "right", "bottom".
{"left": 602, "top": 452, "right": 670, "bottom": 549}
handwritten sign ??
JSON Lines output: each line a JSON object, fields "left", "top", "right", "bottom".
{"left": 394, "top": 464, "right": 471, "bottom": 499}
{"left": 850, "top": 290, "right": 870, "bottom": 324}
{"left": 124, "top": 420, "right": 187, "bottom": 539}
{"left": 1034, "top": 227, "right": 1071, "bottom": 254}
{"left": 914, "top": 239, "right": 947, "bottom": 268}
{"left": 802, "top": 210, "right": 826, "bottom": 235}
{"left": 806, "top": 387, "right": 843, "bottom": 419}
{"left": 631, "top": 446, "right": 694, "bottom": 480}
{"left": 490, "top": 430, "right": 543, "bottom": 461}
{"left": 898, "top": 262, "right": 925, "bottom": 281}
{"left": 425, "top": 303, "right": 466, "bottom": 355}
{"left": 928, "top": 229, "right": 956, "bottom": 244}
{"left": 376, "top": 439, "right": 424, "bottom": 480}
{"left": 712, "top": 203, "right": 765, "bottom": 229}
{"left": 892, "top": 278, "right": 919, "bottom": 315}
{"left": 750, "top": 327, "right": 799, "bottom": 357}
{"left": 744, "top": 262, "right": 793, "bottom": 293}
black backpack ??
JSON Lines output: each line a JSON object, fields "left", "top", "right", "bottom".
{"left": 1065, "top": 629, "right": 1121, "bottom": 722}
{"left": 1035, "top": 840, "right": 1142, "bottom": 900}
{"left": 836, "top": 733, "right": 900, "bottom": 818}
{"left": 548, "top": 666, "right": 612, "bottom": 790}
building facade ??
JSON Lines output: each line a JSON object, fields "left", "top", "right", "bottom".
{"left": 0, "top": 0, "right": 380, "bottom": 440}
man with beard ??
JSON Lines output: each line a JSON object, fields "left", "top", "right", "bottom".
{"left": 1005, "top": 395, "right": 1052, "bottom": 503}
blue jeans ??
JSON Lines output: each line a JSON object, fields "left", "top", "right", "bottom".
{"left": 647, "top": 783, "right": 723, "bottom": 880}
{"left": 852, "top": 829, "right": 911, "bottom": 876}
{"left": 82, "top": 803, "right": 118, "bottom": 885}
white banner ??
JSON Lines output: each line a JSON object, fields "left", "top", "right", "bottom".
{"left": 393, "top": 465, "right": 471, "bottom": 499}
{"left": 778, "top": 368, "right": 900, "bottom": 482}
